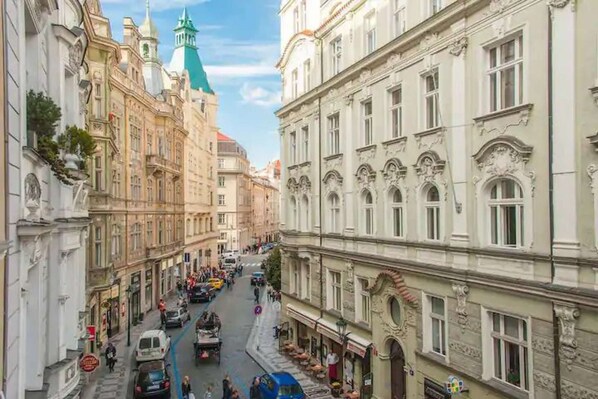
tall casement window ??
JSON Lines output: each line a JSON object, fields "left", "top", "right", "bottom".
{"left": 158, "top": 221, "right": 164, "bottom": 244}
{"left": 393, "top": 0, "right": 406, "bottom": 37}
{"left": 158, "top": 179, "right": 164, "bottom": 201}
{"left": 289, "top": 131, "right": 297, "bottom": 164}
{"left": 186, "top": 219, "right": 191, "bottom": 236}
{"left": 218, "top": 194, "right": 225, "bottom": 206}
{"left": 363, "top": 100, "right": 373, "bottom": 146}
{"left": 218, "top": 158, "right": 224, "bottom": 169}
{"left": 301, "top": 262, "right": 310, "bottom": 300}
{"left": 166, "top": 221, "right": 173, "bottom": 243}
{"left": 303, "top": 59, "right": 311, "bottom": 92}
{"left": 94, "top": 226, "right": 102, "bottom": 267}
{"left": 93, "top": 82, "right": 102, "bottom": 117}
{"left": 177, "top": 220, "right": 183, "bottom": 241}
{"left": 330, "top": 37, "right": 342, "bottom": 76}
{"left": 147, "top": 179, "right": 153, "bottom": 204}
{"left": 146, "top": 134, "right": 153, "bottom": 154}
{"left": 94, "top": 156, "right": 103, "bottom": 191}
{"left": 390, "top": 188, "right": 404, "bottom": 237}
{"left": 130, "top": 223, "right": 141, "bottom": 251}
{"left": 293, "top": 6, "right": 300, "bottom": 33}
{"left": 488, "top": 35, "right": 524, "bottom": 112}
{"left": 301, "top": 195, "right": 310, "bottom": 232}
{"left": 327, "top": 113, "right": 340, "bottom": 155}
{"left": 291, "top": 69, "right": 298, "bottom": 98}
{"left": 390, "top": 87, "right": 403, "bottom": 138}
{"left": 218, "top": 176, "right": 225, "bottom": 187}
{"left": 424, "top": 185, "right": 440, "bottom": 240}
{"left": 301, "top": 126, "right": 309, "bottom": 162}
{"left": 113, "top": 171, "right": 121, "bottom": 197}
{"left": 111, "top": 225, "right": 121, "bottom": 258}
{"left": 290, "top": 261, "right": 299, "bottom": 295}
{"left": 328, "top": 270, "right": 342, "bottom": 311}
{"left": 430, "top": 0, "right": 442, "bottom": 16}
{"left": 146, "top": 221, "right": 153, "bottom": 246}
{"left": 489, "top": 312, "right": 529, "bottom": 390}
{"left": 218, "top": 213, "right": 226, "bottom": 225}
{"left": 290, "top": 196, "right": 297, "bottom": 230}
{"left": 194, "top": 218, "right": 199, "bottom": 234}
{"left": 363, "top": 190, "right": 374, "bottom": 235}
{"left": 488, "top": 179, "right": 524, "bottom": 248}
{"left": 355, "top": 278, "right": 371, "bottom": 324}
{"left": 425, "top": 295, "right": 447, "bottom": 356}
{"left": 364, "top": 12, "right": 376, "bottom": 55}
{"left": 424, "top": 71, "right": 440, "bottom": 129}
{"left": 300, "top": 0, "right": 306, "bottom": 29}
{"left": 328, "top": 193, "right": 341, "bottom": 233}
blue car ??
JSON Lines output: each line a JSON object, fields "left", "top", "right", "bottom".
{"left": 256, "top": 372, "right": 305, "bottom": 399}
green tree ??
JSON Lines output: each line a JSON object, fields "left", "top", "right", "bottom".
{"left": 265, "top": 247, "right": 281, "bottom": 291}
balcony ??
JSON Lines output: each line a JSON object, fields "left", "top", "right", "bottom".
{"left": 146, "top": 154, "right": 182, "bottom": 178}
{"left": 146, "top": 241, "right": 183, "bottom": 259}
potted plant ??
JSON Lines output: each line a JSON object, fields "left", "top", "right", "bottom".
{"left": 330, "top": 381, "right": 342, "bottom": 397}
{"left": 26, "top": 90, "right": 61, "bottom": 148}
{"left": 57, "top": 125, "right": 96, "bottom": 170}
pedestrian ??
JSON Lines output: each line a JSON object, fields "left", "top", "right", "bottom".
{"left": 222, "top": 375, "right": 233, "bottom": 399}
{"left": 266, "top": 284, "right": 273, "bottom": 302}
{"left": 231, "top": 389, "right": 240, "bottom": 399}
{"left": 249, "top": 377, "right": 262, "bottom": 399}
{"left": 182, "top": 376, "right": 192, "bottom": 399}
{"left": 204, "top": 384, "right": 213, "bottom": 399}
{"left": 253, "top": 285, "right": 260, "bottom": 304}
{"left": 105, "top": 341, "right": 116, "bottom": 372}
{"left": 177, "top": 280, "right": 183, "bottom": 297}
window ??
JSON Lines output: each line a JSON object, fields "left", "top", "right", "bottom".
{"left": 158, "top": 221, "right": 163, "bottom": 244}
{"left": 427, "top": 296, "right": 446, "bottom": 356}
{"left": 218, "top": 158, "right": 224, "bottom": 169}
{"left": 291, "top": 69, "right": 298, "bottom": 98}
{"left": 303, "top": 59, "right": 311, "bottom": 92}
{"left": 130, "top": 223, "right": 141, "bottom": 251}
{"left": 430, "top": 0, "right": 442, "bottom": 16}
{"left": 330, "top": 37, "right": 342, "bottom": 76}
{"left": 94, "top": 83, "right": 102, "bottom": 118}
{"left": 220, "top": 232, "right": 227, "bottom": 241}
{"left": 490, "top": 312, "right": 529, "bottom": 390}
{"left": 489, "top": 179, "right": 524, "bottom": 247}
{"left": 289, "top": 196, "right": 297, "bottom": 230}
{"left": 363, "top": 191, "right": 374, "bottom": 235}
{"left": 327, "top": 114, "right": 340, "bottom": 155}
{"left": 424, "top": 71, "right": 440, "bottom": 129}
{"left": 186, "top": 219, "right": 191, "bottom": 236}
{"left": 111, "top": 225, "right": 121, "bottom": 257}
{"left": 393, "top": 0, "right": 406, "bottom": 37}
{"left": 328, "top": 193, "right": 341, "bottom": 234}
{"left": 488, "top": 36, "right": 524, "bottom": 112}
{"left": 290, "top": 261, "right": 299, "bottom": 295}
{"left": 328, "top": 270, "right": 342, "bottom": 311}
{"left": 94, "top": 156, "right": 103, "bottom": 191}
{"left": 94, "top": 226, "right": 102, "bottom": 267}
{"left": 218, "top": 195, "right": 225, "bottom": 206}
{"left": 390, "top": 88, "right": 403, "bottom": 138}
{"left": 424, "top": 185, "right": 440, "bottom": 240}
{"left": 293, "top": 6, "right": 300, "bottom": 33}
{"left": 147, "top": 179, "right": 153, "bottom": 204}
{"left": 113, "top": 171, "right": 121, "bottom": 198}
{"left": 301, "top": 262, "right": 310, "bottom": 300}
{"left": 363, "top": 100, "right": 373, "bottom": 146}
{"left": 289, "top": 131, "right": 297, "bottom": 164}
{"left": 301, "top": 126, "right": 309, "bottom": 162}
{"left": 300, "top": 0, "right": 306, "bottom": 30}
{"left": 301, "top": 195, "right": 310, "bottom": 231}
{"left": 218, "top": 213, "right": 226, "bottom": 225}
{"left": 146, "top": 221, "right": 153, "bottom": 246}
{"left": 391, "top": 188, "right": 404, "bottom": 237}
{"left": 364, "top": 12, "right": 376, "bottom": 55}
{"left": 158, "top": 179, "right": 164, "bottom": 201}
{"left": 356, "top": 278, "right": 370, "bottom": 324}
{"left": 147, "top": 134, "right": 153, "bottom": 154}
{"left": 218, "top": 176, "right": 225, "bottom": 187}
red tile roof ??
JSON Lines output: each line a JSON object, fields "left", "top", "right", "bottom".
{"left": 217, "top": 132, "right": 233, "bottom": 142}
{"left": 369, "top": 270, "right": 418, "bottom": 306}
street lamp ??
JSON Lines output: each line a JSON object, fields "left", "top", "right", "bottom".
{"left": 336, "top": 317, "right": 348, "bottom": 343}
{"left": 125, "top": 286, "right": 131, "bottom": 347}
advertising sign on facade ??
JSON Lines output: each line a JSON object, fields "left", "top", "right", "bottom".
{"left": 79, "top": 354, "right": 100, "bottom": 373}
{"left": 424, "top": 378, "right": 451, "bottom": 399}
{"left": 86, "top": 325, "right": 96, "bottom": 341}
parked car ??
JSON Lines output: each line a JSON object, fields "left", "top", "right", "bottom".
{"left": 133, "top": 360, "right": 171, "bottom": 399}
{"left": 251, "top": 271, "right": 266, "bottom": 286}
{"left": 222, "top": 256, "right": 238, "bottom": 270}
{"left": 188, "top": 283, "right": 216, "bottom": 303}
{"left": 208, "top": 277, "right": 224, "bottom": 290}
{"left": 256, "top": 372, "right": 305, "bottom": 399}
{"left": 135, "top": 330, "right": 171, "bottom": 364}
{"left": 164, "top": 307, "right": 191, "bottom": 328}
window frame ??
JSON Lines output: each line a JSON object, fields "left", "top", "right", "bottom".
{"left": 330, "top": 36, "right": 342, "bottom": 76}
{"left": 327, "top": 113, "right": 340, "bottom": 156}
{"left": 291, "top": 68, "right": 298, "bottom": 99}
{"left": 218, "top": 194, "right": 226, "bottom": 206}
{"left": 289, "top": 131, "right": 297, "bottom": 165}
{"left": 393, "top": 0, "right": 406, "bottom": 38}
{"left": 364, "top": 11, "right": 376, "bottom": 55}
{"left": 487, "top": 178, "right": 524, "bottom": 248}
{"left": 423, "top": 70, "right": 440, "bottom": 130}
{"left": 390, "top": 188, "right": 404, "bottom": 238}
{"left": 487, "top": 34, "right": 524, "bottom": 113}
{"left": 355, "top": 277, "right": 371, "bottom": 325}
{"left": 362, "top": 190, "right": 374, "bottom": 236}
{"left": 328, "top": 193, "right": 341, "bottom": 234}
{"left": 424, "top": 185, "right": 441, "bottom": 241}
{"left": 362, "top": 100, "right": 373, "bottom": 146}
{"left": 328, "top": 270, "right": 342, "bottom": 312}
{"left": 389, "top": 87, "right": 403, "bottom": 139}
{"left": 301, "top": 126, "right": 309, "bottom": 162}
{"left": 94, "top": 226, "right": 102, "bottom": 267}
{"left": 422, "top": 293, "right": 448, "bottom": 359}
{"left": 303, "top": 59, "right": 311, "bottom": 92}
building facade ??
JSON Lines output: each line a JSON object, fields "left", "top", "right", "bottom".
{"left": 4, "top": 0, "right": 91, "bottom": 398}
{"left": 84, "top": 0, "right": 189, "bottom": 349}
{"left": 216, "top": 133, "right": 252, "bottom": 253}
{"left": 250, "top": 176, "right": 280, "bottom": 245}
{"left": 277, "top": 1, "right": 598, "bottom": 399}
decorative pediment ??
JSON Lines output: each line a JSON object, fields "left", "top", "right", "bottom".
{"left": 414, "top": 151, "right": 445, "bottom": 180}
{"left": 382, "top": 158, "right": 407, "bottom": 186}
{"left": 287, "top": 177, "right": 299, "bottom": 194}
{"left": 368, "top": 269, "right": 418, "bottom": 306}
{"left": 473, "top": 136, "right": 533, "bottom": 176}
{"left": 298, "top": 175, "right": 311, "bottom": 194}
{"left": 276, "top": 32, "right": 315, "bottom": 70}
{"left": 323, "top": 170, "right": 343, "bottom": 195}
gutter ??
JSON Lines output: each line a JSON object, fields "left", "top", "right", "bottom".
{"left": 2, "top": 0, "right": 9, "bottom": 392}
{"left": 547, "top": 8, "right": 562, "bottom": 399}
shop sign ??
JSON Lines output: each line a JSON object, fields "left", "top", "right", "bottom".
{"left": 445, "top": 376, "right": 466, "bottom": 395}
{"left": 424, "top": 378, "right": 451, "bottom": 399}
{"left": 346, "top": 342, "right": 366, "bottom": 358}
{"left": 79, "top": 354, "right": 100, "bottom": 373}
{"left": 86, "top": 325, "right": 96, "bottom": 341}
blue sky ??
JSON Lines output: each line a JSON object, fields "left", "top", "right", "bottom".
{"left": 101, "top": 0, "right": 281, "bottom": 169}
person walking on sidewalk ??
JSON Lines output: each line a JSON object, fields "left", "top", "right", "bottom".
{"left": 182, "top": 376, "right": 192, "bottom": 399}
{"left": 204, "top": 384, "right": 213, "bottom": 399}
{"left": 105, "top": 342, "right": 116, "bottom": 372}
{"left": 253, "top": 285, "right": 260, "bottom": 304}
{"left": 266, "top": 284, "right": 273, "bottom": 302}
{"left": 158, "top": 298, "right": 167, "bottom": 328}
{"left": 249, "top": 377, "right": 262, "bottom": 399}
{"left": 222, "top": 375, "right": 232, "bottom": 399}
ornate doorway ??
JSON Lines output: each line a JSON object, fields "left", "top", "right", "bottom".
{"left": 390, "top": 340, "right": 406, "bottom": 399}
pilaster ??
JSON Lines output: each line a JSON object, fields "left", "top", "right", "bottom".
{"left": 344, "top": 94, "right": 355, "bottom": 235}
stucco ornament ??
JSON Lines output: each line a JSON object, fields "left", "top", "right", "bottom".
{"left": 419, "top": 33, "right": 438, "bottom": 51}
{"left": 449, "top": 37, "right": 468, "bottom": 57}
{"left": 488, "top": 0, "right": 518, "bottom": 14}
{"left": 451, "top": 282, "right": 469, "bottom": 331}
{"left": 355, "top": 164, "right": 376, "bottom": 194}
{"left": 547, "top": 0, "right": 575, "bottom": 11}
{"left": 25, "top": 173, "right": 42, "bottom": 221}
{"left": 69, "top": 41, "right": 83, "bottom": 73}
{"left": 323, "top": 170, "right": 343, "bottom": 197}
{"left": 324, "top": 155, "right": 343, "bottom": 171}
{"left": 298, "top": 175, "right": 311, "bottom": 195}
{"left": 357, "top": 146, "right": 376, "bottom": 163}
{"left": 554, "top": 302, "right": 580, "bottom": 370}
{"left": 587, "top": 164, "right": 598, "bottom": 250}
{"left": 286, "top": 178, "right": 299, "bottom": 195}
{"left": 414, "top": 151, "right": 447, "bottom": 198}
{"left": 73, "top": 181, "right": 89, "bottom": 211}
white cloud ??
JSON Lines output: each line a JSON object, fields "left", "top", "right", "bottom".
{"left": 205, "top": 64, "right": 278, "bottom": 78}
{"left": 239, "top": 83, "right": 281, "bottom": 107}
{"left": 102, "top": 0, "right": 210, "bottom": 12}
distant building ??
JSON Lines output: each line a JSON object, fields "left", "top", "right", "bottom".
{"left": 250, "top": 175, "right": 281, "bottom": 245}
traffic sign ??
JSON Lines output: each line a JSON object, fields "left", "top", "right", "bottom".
{"left": 79, "top": 354, "right": 100, "bottom": 373}
{"left": 254, "top": 305, "right": 263, "bottom": 315}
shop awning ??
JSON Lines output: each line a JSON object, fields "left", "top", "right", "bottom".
{"left": 316, "top": 318, "right": 342, "bottom": 344}
{"left": 316, "top": 318, "right": 372, "bottom": 357}
{"left": 286, "top": 304, "right": 320, "bottom": 329}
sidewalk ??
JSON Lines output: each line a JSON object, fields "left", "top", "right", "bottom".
{"left": 80, "top": 295, "right": 180, "bottom": 399}
{"left": 245, "top": 297, "right": 333, "bottom": 399}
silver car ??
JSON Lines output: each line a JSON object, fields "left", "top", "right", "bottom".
{"left": 164, "top": 307, "right": 191, "bottom": 328}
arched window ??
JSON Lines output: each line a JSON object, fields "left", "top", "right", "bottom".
{"left": 290, "top": 196, "right": 297, "bottom": 230}
{"left": 424, "top": 185, "right": 440, "bottom": 240}
{"left": 186, "top": 219, "right": 191, "bottom": 237}
{"left": 363, "top": 190, "right": 374, "bottom": 235}
{"left": 390, "top": 188, "right": 404, "bottom": 238}
{"left": 301, "top": 195, "right": 310, "bottom": 232}
{"left": 488, "top": 179, "right": 524, "bottom": 247}
{"left": 328, "top": 193, "right": 341, "bottom": 233}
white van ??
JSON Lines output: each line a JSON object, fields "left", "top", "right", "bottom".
{"left": 222, "top": 256, "right": 238, "bottom": 271}
{"left": 135, "top": 330, "right": 171, "bottom": 364}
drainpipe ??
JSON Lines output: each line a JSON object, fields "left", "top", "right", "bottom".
{"left": 547, "top": 8, "right": 562, "bottom": 399}
{"left": 2, "top": 1, "right": 9, "bottom": 392}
